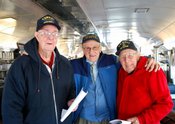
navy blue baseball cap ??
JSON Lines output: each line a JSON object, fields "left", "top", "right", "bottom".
{"left": 36, "top": 15, "right": 61, "bottom": 31}
{"left": 116, "top": 40, "right": 137, "bottom": 55}
{"left": 82, "top": 34, "right": 100, "bottom": 44}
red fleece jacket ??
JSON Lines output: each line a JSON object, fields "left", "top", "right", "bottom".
{"left": 117, "top": 57, "right": 173, "bottom": 124}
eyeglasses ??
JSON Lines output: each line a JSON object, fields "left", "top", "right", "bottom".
{"left": 119, "top": 52, "right": 137, "bottom": 60}
{"left": 38, "top": 30, "right": 60, "bottom": 38}
{"left": 83, "top": 46, "right": 100, "bottom": 52}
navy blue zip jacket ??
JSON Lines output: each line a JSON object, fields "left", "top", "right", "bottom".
{"left": 2, "top": 38, "right": 75, "bottom": 124}
{"left": 71, "top": 53, "right": 121, "bottom": 122}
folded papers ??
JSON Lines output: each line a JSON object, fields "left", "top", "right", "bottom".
{"left": 60, "top": 88, "right": 88, "bottom": 122}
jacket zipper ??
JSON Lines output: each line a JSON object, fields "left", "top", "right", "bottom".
{"left": 46, "top": 65, "right": 59, "bottom": 124}
{"left": 50, "top": 73, "right": 59, "bottom": 124}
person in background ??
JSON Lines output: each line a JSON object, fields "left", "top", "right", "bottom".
{"left": 2, "top": 15, "right": 75, "bottom": 124}
{"left": 116, "top": 40, "right": 173, "bottom": 124}
{"left": 71, "top": 34, "right": 160, "bottom": 124}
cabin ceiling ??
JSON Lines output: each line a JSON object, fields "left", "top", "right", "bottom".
{"left": 0, "top": 0, "right": 175, "bottom": 56}
{"left": 76, "top": 0, "right": 175, "bottom": 51}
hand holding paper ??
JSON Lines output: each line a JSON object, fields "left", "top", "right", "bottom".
{"left": 60, "top": 88, "right": 88, "bottom": 122}
{"left": 67, "top": 99, "right": 77, "bottom": 112}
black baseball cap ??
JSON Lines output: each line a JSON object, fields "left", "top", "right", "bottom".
{"left": 36, "top": 15, "right": 61, "bottom": 31}
{"left": 116, "top": 40, "right": 137, "bottom": 55}
{"left": 82, "top": 34, "right": 100, "bottom": 44}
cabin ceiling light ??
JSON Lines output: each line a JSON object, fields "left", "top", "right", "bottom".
{"left": 0, "top": 18, "right": 16, "bottom": 34}
{"left": 134, "top": 8, "right": 149, "bottom": 13}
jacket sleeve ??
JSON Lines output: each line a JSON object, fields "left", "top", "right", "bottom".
{"left": 2, "top": 60, "right": 26, "bottom": 124}
{"left": 64, "top": 62, "right": 76, "bottom": 109}
{"left": 68, "top": 67, "right": 76, "bottom": 100}
{"left": 138, "top": 69, "right": 173, "bottom": 124}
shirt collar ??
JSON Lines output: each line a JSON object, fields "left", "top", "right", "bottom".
{"left": 86, "top": 59, "right": 97, "bottom": 65}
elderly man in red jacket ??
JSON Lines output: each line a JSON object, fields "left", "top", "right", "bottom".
{"left": 116, "top": 40, "right": 173, "bottom": 124}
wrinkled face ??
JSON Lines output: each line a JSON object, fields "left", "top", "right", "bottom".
{"left": 35, "top": 25, "right": 60, "bottom": 53}
{"left": 119, "top": 49, "right": 140, "bottom": 73}
{"left": 82, "top": 40, "right": 101, "bottom": 62}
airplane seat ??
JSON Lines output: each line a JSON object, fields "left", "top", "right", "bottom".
{"left": 168, "top": 83, "right": 175, "bottom": 94}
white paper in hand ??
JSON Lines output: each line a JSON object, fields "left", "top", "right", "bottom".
{"left": 60, "top": 88, "right": 88, "bottom": 122}
{"left": 109, "top": 119, "right": 131, "bottom": 124}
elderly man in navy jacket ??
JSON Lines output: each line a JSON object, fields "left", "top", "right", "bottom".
{"left": 2, "top": 15, "right": 75, "bottom": 124}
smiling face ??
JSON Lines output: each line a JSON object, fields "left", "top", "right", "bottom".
{"left": 35, "top": 24, "right": 59, "bottom": 54}
{"left": 82, "top": 40, "right": 101, "bottom": 62}
{"left": 119, "top": 49, "right": 140, "bottom": 73}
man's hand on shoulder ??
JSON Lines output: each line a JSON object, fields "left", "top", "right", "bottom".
{"left": 145, "top": 57, "right": 160, "bottom": 72}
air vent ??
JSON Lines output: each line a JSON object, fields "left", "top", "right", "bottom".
{"left": 134, "top": 8, "right": 149, "bottom": 13}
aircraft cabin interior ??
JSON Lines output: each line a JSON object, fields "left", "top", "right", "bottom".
{"left": 0, "top": 0, "right": 175, "bottom": 123}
